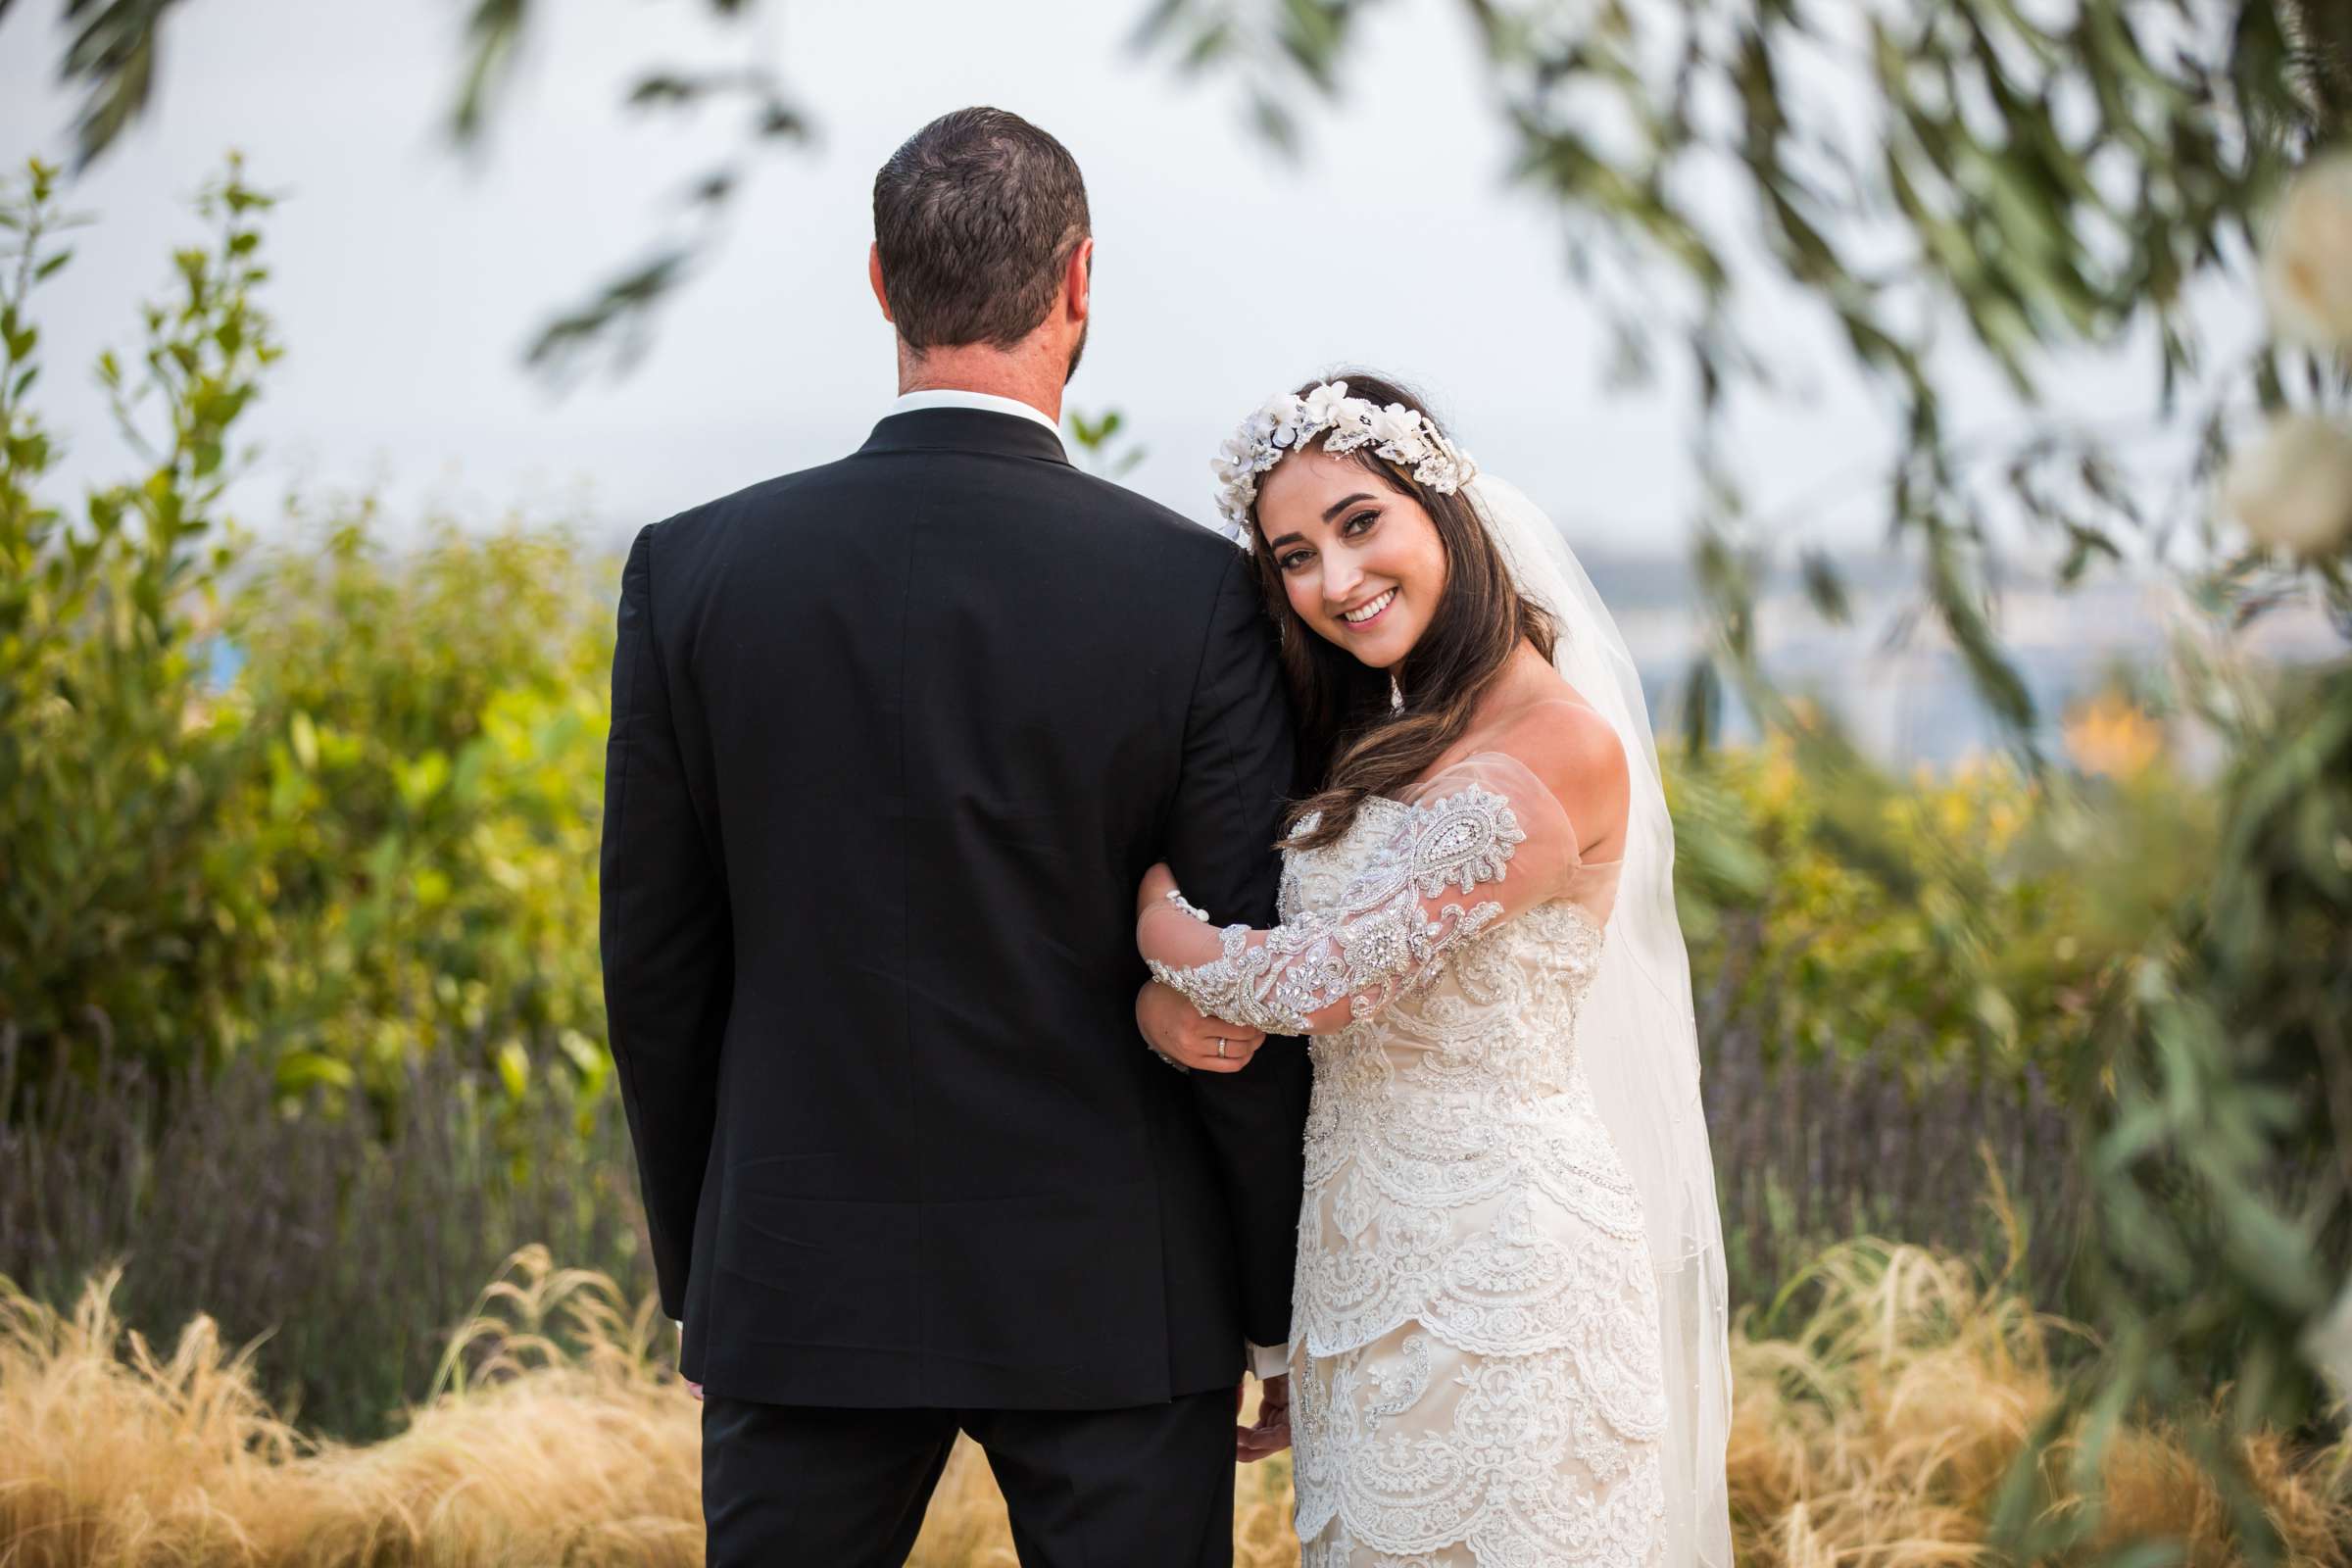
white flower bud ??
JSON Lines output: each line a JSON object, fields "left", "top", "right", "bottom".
{"left": 2222, "top": 413, "right": 2352, "bottom": 558}
{"left": 2260, "top": 152, "right": 2352, "bottom": 352}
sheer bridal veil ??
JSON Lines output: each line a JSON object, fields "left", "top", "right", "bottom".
{"left": 1467, "top": 472, "right": 1734, "bottom": 1566}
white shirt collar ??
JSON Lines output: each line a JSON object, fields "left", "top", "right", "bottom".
{"left": 890, "top": 388, "right": 1066, "bottom": 453}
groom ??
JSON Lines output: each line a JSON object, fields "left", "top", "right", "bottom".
{"left": 598, "top": 107, "right": 1307, "bottom": 1566}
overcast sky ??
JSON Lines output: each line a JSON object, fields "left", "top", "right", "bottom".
{"left": 0, "top": 0, "right": 2264, "bottom": 563}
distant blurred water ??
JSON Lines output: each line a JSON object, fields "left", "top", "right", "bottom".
{"left": 1629, "top": 642, "right": 2160, "bottom": 766}
{"left": 1591, "top": 555, "right": 2343, "bottom": 771}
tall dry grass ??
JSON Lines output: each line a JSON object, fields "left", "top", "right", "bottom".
{"left": 3, "top": 1235, "right": 2345, "bottom": 1567}
{"left": 0, "top": 1006, "right": 2118, "bottom": 1443}
{"left": 0, "top": 1035, "right": 652, "bottom": 1441}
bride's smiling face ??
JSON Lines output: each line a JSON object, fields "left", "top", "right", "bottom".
{"left": 1256, "top": 449, "right": 1448, "bottom": 670}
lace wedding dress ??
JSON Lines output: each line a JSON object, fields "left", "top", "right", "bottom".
{"left": 1143, "top": 743, "right": 1670, "bottom": 1567}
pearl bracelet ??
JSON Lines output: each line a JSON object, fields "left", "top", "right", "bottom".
{"left": 1163, "top": 887, "right": 1214, "bottom": 924}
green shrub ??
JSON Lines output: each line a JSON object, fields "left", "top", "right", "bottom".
{"left": 204, "top": 514, "right": 613, "bottom": 1102}
{"left": 1671, "top": 718, "right": 2214, "bottom": 1083}
{"left": 0, "top": 161, "right": 614, "bottom": 1110}
{"left": 0, "top": 157, "right": 274, "bottom": 1081}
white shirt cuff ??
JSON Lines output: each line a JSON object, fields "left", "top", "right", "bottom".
{"left": 1247, "top": 1338, "right": 1292, "bottom": 1381}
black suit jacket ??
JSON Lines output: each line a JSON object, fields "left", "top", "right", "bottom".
{"left": 599, "top": 407, "right": 1308, "bottom": 1410}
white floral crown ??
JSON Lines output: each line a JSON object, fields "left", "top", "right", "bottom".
{"left": 1210, "top": 380, "right": 1478, "bottom": 547}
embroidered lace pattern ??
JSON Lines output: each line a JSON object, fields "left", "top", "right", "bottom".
{"left": 1268, "top": 779, "right": 1671, "bottom": 1567}
{"left": 1146, "top": 784, "right": 1528, "bottom": 1035}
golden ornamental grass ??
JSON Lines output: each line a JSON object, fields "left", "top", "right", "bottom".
{"left": 3, "top": 1238, "right": 2346, "bottom": 1568}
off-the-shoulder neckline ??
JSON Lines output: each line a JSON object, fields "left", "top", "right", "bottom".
{"left": 1363, "top": 750, "right": 1629, "bottom": 870}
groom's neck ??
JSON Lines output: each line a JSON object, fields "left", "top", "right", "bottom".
{"left": 897, "top": 341, "right": 1065, "bottom": 425}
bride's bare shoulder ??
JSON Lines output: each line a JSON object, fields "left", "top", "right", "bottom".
{"left": 1486, "top": 698, "right": 1629, "bottom": 845}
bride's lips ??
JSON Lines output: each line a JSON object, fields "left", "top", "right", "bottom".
{"left": 1336, "top": 588, "right": 1397, "bottom": 632}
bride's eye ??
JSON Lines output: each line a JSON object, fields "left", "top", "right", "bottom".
{"left": 1344, "top": 509, "right": 1379, "bottom": 536}
{"left": 1279, "top": 548, "right": 1312, "bottom": 571}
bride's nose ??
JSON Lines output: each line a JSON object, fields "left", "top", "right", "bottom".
{"left": 1321, "top": 557, "right": 1365, "bottom": 610}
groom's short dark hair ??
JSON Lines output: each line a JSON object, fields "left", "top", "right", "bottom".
{"left": 872, "top": 108, "right": 1091, "bottom": 353}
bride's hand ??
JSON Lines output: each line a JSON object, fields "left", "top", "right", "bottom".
{"left": 1136, "top": 980, "right": 1264, "bottom": 1073}
{"left": 1136, "top": 860, "right": 1181, "bottom": 921}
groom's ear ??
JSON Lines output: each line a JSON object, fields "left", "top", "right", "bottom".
{"left": 1064, "top": 236, "right": 1094, "bottom": 323}
{"left": 867, "top": 242, "right": 895, "bottom": 324}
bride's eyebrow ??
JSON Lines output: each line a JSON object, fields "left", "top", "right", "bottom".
{"left": 1320, "top": 491, "right": 1377, "bottom": 521}
{"left": 1265, "top": 530, "right": 1307, "bottom": 549}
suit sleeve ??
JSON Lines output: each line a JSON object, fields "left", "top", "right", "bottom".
{"left": 1160, "top": 550, "right": 1310, "bottom": 1351}
{"left": 600, "top": 522, "right": 732, "bottom": 1321}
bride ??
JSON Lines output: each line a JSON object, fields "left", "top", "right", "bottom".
{"left": 1134, "top": 373, "right": 1734, "bottom": 1566}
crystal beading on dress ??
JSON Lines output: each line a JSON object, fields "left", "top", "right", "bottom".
{"left": 1137, "top": 752, "right": 1671, "bottom": 1566}
{"left": 1144, "top": 782, "right": 1528, "bottom": 1036}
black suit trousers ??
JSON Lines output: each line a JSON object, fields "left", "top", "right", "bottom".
{"left": 702, "top": 1388, "right": 1238, "bottom": 1568}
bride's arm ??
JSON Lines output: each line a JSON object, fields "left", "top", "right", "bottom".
{"left": 1137, "top": 747, "right": 1611, "bottom": 1036}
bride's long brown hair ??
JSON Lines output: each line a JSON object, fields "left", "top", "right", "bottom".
{"left": 1248, "top": 370, "right": 1555, "bottom": 851}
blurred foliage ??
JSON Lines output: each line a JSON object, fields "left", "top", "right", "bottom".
{"left": 0, "top": 0, "right": 183, "bottom": 172}
{"left": 10, "top": 0, "right": 807, "bottom": 381}
{"left": 0, "top": 154, "right": 273, "bottom": 1078}
{"left": 1065, "top": 406, "right": 1148, "bottom": 479}
{"left": 1673, "top": 693, "right": 2249, "bottom": 1336}
{"left": 2017, "top": 654, "right": 2352, "bottom": 1557}
{"left": 206, "top": 514, "right": 613, "bottom": 1105}
{"left": 1669, "top": 712, "right": 2215, "bottom": 1085}
{"left": 0, "top": 161, "right": 615, "bottom": 1111}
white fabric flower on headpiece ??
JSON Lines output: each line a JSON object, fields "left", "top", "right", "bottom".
{"left": 1300, "top": 381, "right": 1353, "bottom": 427}
{"left": 1208, "top": 381, "right": 1478, "bottom": 546}
{"left": 1368, "top": 402, "right": 1423, "bottom": 453}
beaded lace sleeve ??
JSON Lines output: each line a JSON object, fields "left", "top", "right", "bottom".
{"left": 1140, "top": 754, "right": 1595, "bottom": 1037}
